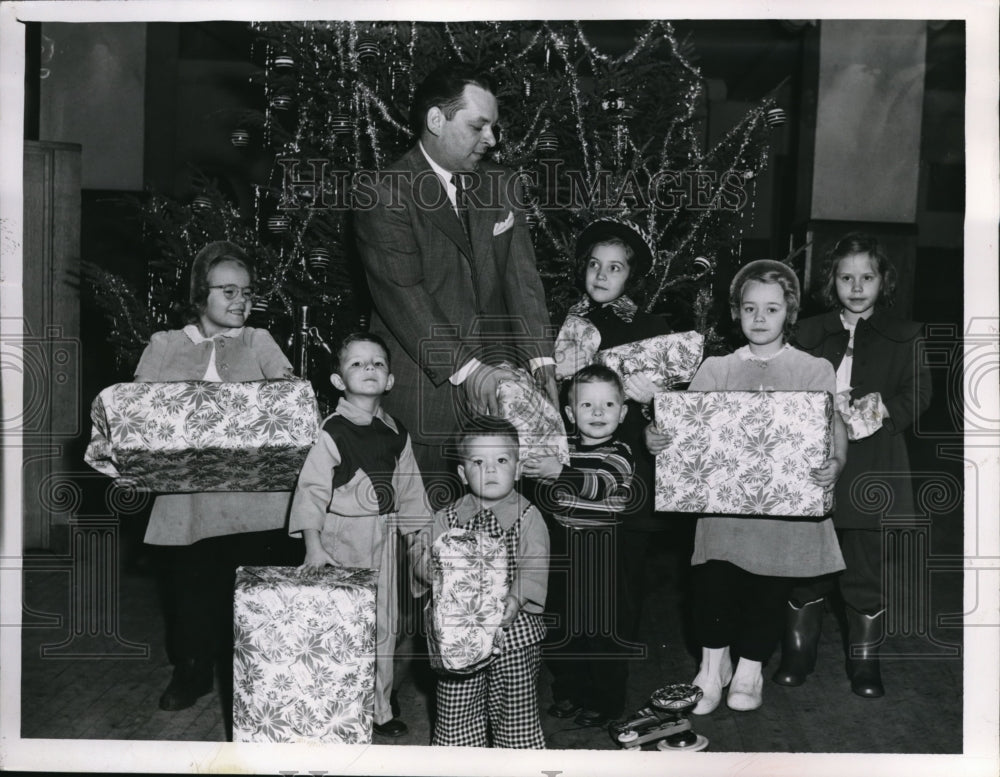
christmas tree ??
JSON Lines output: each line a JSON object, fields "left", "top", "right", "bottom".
{"left": 86, "top": 20, "right": 781, "bottom": 403}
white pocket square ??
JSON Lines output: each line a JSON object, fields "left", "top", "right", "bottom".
{"left": 493, "top": 212, "right": 515, "bottom": 236}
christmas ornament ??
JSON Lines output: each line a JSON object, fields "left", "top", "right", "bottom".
{"left": 251, "top": 297, "right": 269, "bottom": 314}
{"left": 523, "top": 77, "right": 532, "bottom": 97}
{"left": 267, "top": 214, "right": 291, "bottom": 233}
{"left": 191, "top": 195, "right": 213, "bottom": 211}
{"left": 330, "top": 113, "right": 355, "bottom": 134}
{"left": 357, "top": 38, "right": 381, "bottom": 62}
{"left": 765, "top": 108, "right": 787, "bottom": 127}
{"left": 743, "top": 170, "right": 756, "bottom": 180}
{"left": 536, "top": 131, "right": 559, "bottom": 154}
{"left": 692, "top": 256, "right": 713, "bottom": 275}
{"left": 272, "top": 54, "right": 295, "bottom": 69}
{"left": 601, "top": 89, "right": 628, "bottom": 115}
{"left": 525, "top": 211, "right": 539, "bottom": 229}
{"left": 270, "top": 93, "right": 294, "bottom": 111}
{"left": 230, "top": 129, "right": 250, "bottom": 148}
{"left": 308, "top": 247, "right": 331, "bottom": 273}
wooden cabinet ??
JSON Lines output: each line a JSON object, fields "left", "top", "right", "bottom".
{"left": 21, "top": 140, "right": 81, "bottom": 551}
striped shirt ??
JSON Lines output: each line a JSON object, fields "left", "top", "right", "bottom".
{"left": 547, "top": 437, "right": 634, "bottom": 528}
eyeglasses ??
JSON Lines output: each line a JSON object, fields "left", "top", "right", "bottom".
{"left": 209, "top": 284, "right": 255, "bottom": 303}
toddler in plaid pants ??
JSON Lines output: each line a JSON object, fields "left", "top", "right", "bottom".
{"left": 416, "top": 417, "right": 550, "bottom": 748}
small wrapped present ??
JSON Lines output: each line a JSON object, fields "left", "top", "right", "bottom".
{"left": 496, "top": 365, "right": 569, "bottom": 464}
{"left": 654, "top": 391, "right": 834, "bottom": 517}
{"left": 553, "top": 315, "right": 602, "bottom": 379}
{"left": 426, "top": 528, "right": 508, "bottom": 675}
{"left": 597, "top": 331, "right": 704, "bottom": 390}
{"left": 835, "top": 390, "right": 885, "bottom": 441}
{"left": 232, "top": 565, "right": 377, "bottom": 744}
{"left": 84, "top": 379, "right": 320, "bottom": 492}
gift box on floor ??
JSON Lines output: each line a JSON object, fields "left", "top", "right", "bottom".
{"left": 596, "top": 331, "right": 704, "bottom": 390}
{"left": 232, "top": 565, "right": 377, "bottom": 744}
{"left": 84, "top": 379, "right": 320, "bottom": 492}
{"left": 654, "top": 391, "right": 834, "bottom": 517}
{"left": 496, "top": 366, "right": 569, "bottom": 464}
{"left": 426, "top": 529, "right": 508, "bottom": 675}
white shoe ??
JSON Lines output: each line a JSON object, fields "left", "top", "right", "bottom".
{"left": 727, "top": 657, "right": 763, "bottom": 711}
{"left": 691, "top": 646, "right": 733, "bottom": 715}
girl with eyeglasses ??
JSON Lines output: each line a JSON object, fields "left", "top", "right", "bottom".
{"left": 134, "top": 240, "right": 299, "bottom": 721}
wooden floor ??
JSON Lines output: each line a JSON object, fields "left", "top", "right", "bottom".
{"left": 20, "top": 486, "right": 964, "bottom": 754}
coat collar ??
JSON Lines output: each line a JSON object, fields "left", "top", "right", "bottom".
{"left": 334, "top": 396, "right": 398, "bottom": 433}
{"left": 796, "top": 308, "right": 922, "bottom": 345}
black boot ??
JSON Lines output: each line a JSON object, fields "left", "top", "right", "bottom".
{"left": 772, "top": 598, "right": 824, "bottom": 686}
{"left": 845, "top": 608, "right": 885, "bottom": 698}
{"left": 159, "top": 657, "right": 215, "bottom": 711}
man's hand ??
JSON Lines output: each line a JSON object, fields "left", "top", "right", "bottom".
{"left": 532, "top": 363, "right": 559, "bottom": 408}
{"left": 462, "top": 363, "right": 521, "bottom": 416}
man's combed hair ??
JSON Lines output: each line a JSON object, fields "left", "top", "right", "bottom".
{"left": 409, "top": 64, "right": 498, "bottom": 137}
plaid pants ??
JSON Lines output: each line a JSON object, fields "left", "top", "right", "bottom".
{"left": 432, "top": 642, "right": 545, "bottom": 748}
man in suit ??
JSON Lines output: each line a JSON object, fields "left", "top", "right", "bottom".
{"left": 354, "top": 64, "right": 557, "bottom": 502}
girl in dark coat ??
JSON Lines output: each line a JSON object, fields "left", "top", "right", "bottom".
{"left": 775, "top": 233, "right": 932, "bottom": 698}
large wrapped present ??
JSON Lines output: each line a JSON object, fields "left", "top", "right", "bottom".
{"left": 84, "top": 379, "right": 320, "bottom": 492}
{"left": 426, "top": 529, "right": 508, "bottom": 675}
{"left": 232, "top": 565, "right": 377, "bottom": 744}
{"left": 553, "top": 315, "right": 602, "bottom": 379}
{"left": 496, "top": 365, "right": 570, "bottom": 464}
{"left": 597, "top": 331, "right": 704, "bottom": 390}
{"left": 654, "top": 391, "right": 834, "bottom": 517}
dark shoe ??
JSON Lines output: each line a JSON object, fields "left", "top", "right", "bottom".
{"left": 373, "top": 718, "right": 408, "bottom": 737}
{"left": 772, "top": 598, "right": 825, "bottom": 686}
{"left": 159, "top": 658, "right": 214, "bottom": 711}
{"left": 845, "top": 608, "right": 885, "bottom": 698}
{"left": 390, "top": 690, "right": 401, "bottom": 718}
{"left": 575, "top": 709, "right": 611, "bottom": 727}
{"left": 547, "top": 698, "right": 582, "bottom": 719}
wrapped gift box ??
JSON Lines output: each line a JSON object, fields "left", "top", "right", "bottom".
{"left": 836, "top": 390, "right": 885, "bottom": 441}
{"left": 427, "top": 529, "right": 508, "bottom": 675}
{"left": 84, "top": 379, "right": 320, "bottom": 492}
{"left": 597, "top": 331, "right": 704, "bottom": 390}
{"left": 232, "top": 565, "right": 377, "bottom": 744}
{"left": 496, "top": 366, "right": 569, "bottom": 464}
{"left": 553, "top": 315, "right": 602, "bottom": 379}
{"left": 654, "top": 391, "right": 834, "bottom": 517}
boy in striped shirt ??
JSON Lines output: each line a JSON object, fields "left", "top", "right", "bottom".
{"left": 522, "top": 364, "right": 636, "bottom": 729}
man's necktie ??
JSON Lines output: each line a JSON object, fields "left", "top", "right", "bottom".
{"left": 451, "top": 173, "right": 471, "bottom": 237}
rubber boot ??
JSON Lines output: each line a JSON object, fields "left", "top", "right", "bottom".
{"left": 772, "top": 598, "right": 824, "bottom": 686}
{"left": 727, "top": 657, "right": 764, "bottom": 711}
{"left": 691, "top": 646, "right": 733, "bottom": 715}
{"left": 845, "top": 607, "right": 885, "bottom": 698}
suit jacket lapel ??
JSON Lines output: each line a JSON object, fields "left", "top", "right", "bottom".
{"left": 405, "top": 147, "right": 473, "bottom": 258}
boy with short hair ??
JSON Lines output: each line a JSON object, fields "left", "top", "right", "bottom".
{"left": 418, "top": 416, "right": 550, "bottom": 748}
{"left": 521, "top": 363, "right": 636, "bottom": 729}
{"left": 290, "top": 332, "right": 431, "bottom": 738}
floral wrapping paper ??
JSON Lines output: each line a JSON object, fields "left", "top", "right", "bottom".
{"left": 496, "top": 365, "right": 570, "bottom": 464}
{"left": 427, "top": 529, "right": 508, "bottom": 675}
{"left": 654, "top": 391, "right": 835, "bottom": 517}
{"left": 232, "top": 565, "right": 377, "bottom": 744}
{"left": 835, "top": 390, "right": 885, "bottom": 441}
{"left": 596, "top": 331, "right": 704, "bottom": 390}
{"left": 553, "top": 315, "right": 602, "bottom": 379}
{"left": 84, "top": 380, "right": 320, "bottom": 492}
